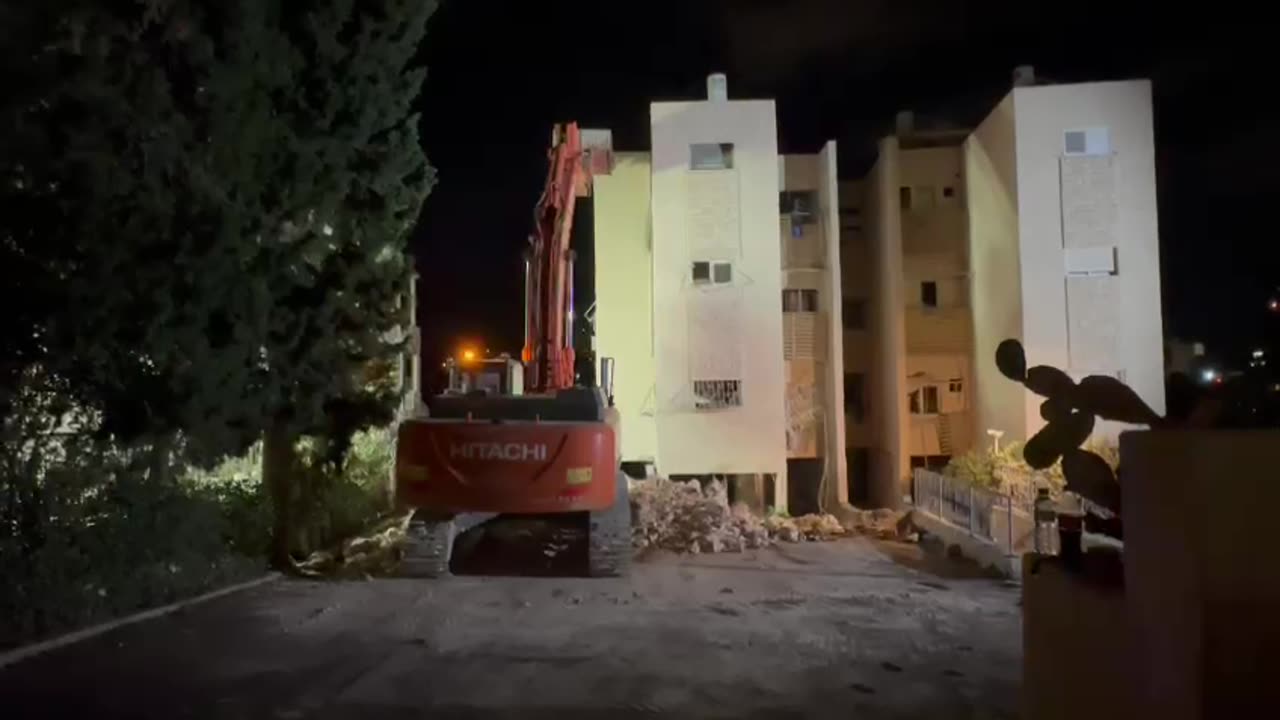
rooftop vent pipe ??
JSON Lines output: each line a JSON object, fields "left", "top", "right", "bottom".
{"left": 707, "top": 73, "right": 728, "bottom": 101}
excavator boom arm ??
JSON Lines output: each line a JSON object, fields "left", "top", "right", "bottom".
{"left": 522, "top": 123, "right": 584, "bottom": 393}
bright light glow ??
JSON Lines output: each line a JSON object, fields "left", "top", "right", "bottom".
{"left": 323, "top": 224, "right": 334, "bottom": 236}
{"left": 1254, "top": 349, "right": 1266, "bottom": 359}
{"left": 1201, "top": 368, "right": 1218, "bottom": 383}
{"left": 1270, "top": 298, "right": 1280, "bottom": 311}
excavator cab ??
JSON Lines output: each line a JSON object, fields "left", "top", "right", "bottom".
{"left": 443, "top": 355, "right": 524, "bottom": 397}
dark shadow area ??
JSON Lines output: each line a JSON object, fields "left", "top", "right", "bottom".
{"left": 872, "top": 539, "right": 1005, "bottom": 582}
{"left": 449, "top": 514, "right": 589, "bottom": 578}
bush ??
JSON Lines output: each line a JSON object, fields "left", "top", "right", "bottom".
{"left": 2, "top": 395, "right": 396, "bottom": 649}
{"left": 0, "top": 431, "right": 263, "bottom": 650}
{"left": 943, "top": 439, "right": 1119, "bottom": 509}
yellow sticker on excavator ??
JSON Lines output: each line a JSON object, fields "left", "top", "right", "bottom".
{"left": 566, "top": 467, "right": 592, "bottom": 486}
{"left": 398, "top": 463, "right": 429, "bottom": 484}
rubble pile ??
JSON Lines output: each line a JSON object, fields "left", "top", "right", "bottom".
{"left": 628, "top": 477, "right": 857, "bottom": 553}
{"left": 297, "top": 517, "right": 409, "bottom": 579}
{"left": 629, "top": 477, "right": 771, "bottom": 553}
{"left": 844, "top": 508, "right": 910, "bottom": 540}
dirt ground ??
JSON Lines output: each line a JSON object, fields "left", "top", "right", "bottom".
{"left": 0, "top": 536, "right": 1021, "bottom": 719}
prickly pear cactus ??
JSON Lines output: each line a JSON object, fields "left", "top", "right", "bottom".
{"left": 994, "top": 339, "right": 1167, "bottom": 513}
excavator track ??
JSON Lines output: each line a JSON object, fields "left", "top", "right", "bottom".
{"left": 400, "top": 512, "right": 455, "bottom": 578}
{"left": 587, "top": 470, "right": 632, "bottom": 577}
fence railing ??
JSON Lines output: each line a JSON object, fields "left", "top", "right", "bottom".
{"left": 911, "top": 468, "right": 1026, "bottom": 554}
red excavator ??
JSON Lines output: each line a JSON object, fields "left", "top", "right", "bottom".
{"left": 393, "top": 123, "right": 629, "bottom": 578}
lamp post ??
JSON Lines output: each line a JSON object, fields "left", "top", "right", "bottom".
{"left": 986, "top": 428, "right": 1005, "bottom": 454}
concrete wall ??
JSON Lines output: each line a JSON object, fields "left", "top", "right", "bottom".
{"left": 866, "top": 138, "right": 909, "bottom": 506}
{"left": 838, "top": 181, "right": 874, "bottom": 450}
{"left": 964, "top": 93, "right": 1026, "bottom": 447}
{"left": 592, "top": 153, "right": 658, "bottom": 462}
{"left": 649, "top": 99, "right": 788, "bottom": 491}
{"left": 898, "top": 146, "right": 968, "bottom": 257}
{"left": 818, "top": 142, "right": 848, "bottom": 507}
{"left": 777, "top": 147, "right": 845, "bottom": 505}
{"left": 1011, "top": 80, "right": 1166, "bottom": 440}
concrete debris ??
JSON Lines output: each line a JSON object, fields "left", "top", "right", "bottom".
{"left": 299, "top": 517, "right": 409, "bottom": 579}
{"left": 629, "top": 477, "right": 878, "bottom": 553}
{"left": 843, "top": 508, "right": 911, "bottom": 540}
{"left": 629, "top": 478, "right": 772, "bottom": 553}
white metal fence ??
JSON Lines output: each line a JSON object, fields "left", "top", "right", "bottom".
{"left": 911, "top": 468, "right": 1023, "bottom": 554}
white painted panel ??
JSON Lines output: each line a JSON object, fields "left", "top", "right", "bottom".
{"left": 688, "top": 287, "right": 744, "bottom": 381}
{"left": 1060, "top": 155, "right": 1117, "bottom": 248}
{"left": 685, "top": 170, "right": 740, "bottom": 255}
{"left": 1066, "top": 275, "right": 1120, "bottom": 371}
{"left": 1064, "top": 246, "right": 1117, "bottom": 275}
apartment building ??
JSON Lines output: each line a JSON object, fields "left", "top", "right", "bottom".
{"left": 591, "top": 74, "right": 847, "bottom": 513}
{"left": 848, "top": 70, "right": 1166, "bottom": 506}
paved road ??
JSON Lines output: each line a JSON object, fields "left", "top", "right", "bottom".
{"left": 1, "top": 539, "right": 1021, "bottom": 719}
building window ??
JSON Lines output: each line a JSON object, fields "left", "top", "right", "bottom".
{"left": 899, "top": 186, "right": 911, "bottom": 210}
{"left": 782, "top": 288, "right": 819, "bottom": 312}
{"left": 909, "top": 386, "right": 940, "bottom": 415}
{"left": 948, "top": 378, "right": 963, "bottom": 393}
{"left": 690, "top": 142, "right": 734, "bottom": 170}
{"left": 692, "top": 261, "right": 711, "bottom": 284}
{"left": 780, "top": 191, "right": 818, "bottom": 225}
{"left": 924, "top": 386, "right": 939, "bottom": 413}
{"left": 942, "top": 186, "right": 955, "bottom": 199}
{"left": 1063, "top": 128, "right": 1111, "bottom": 157}
{"left": 843, "top": 298, "right": 867, "bottom": 329}
{"left": 693, "top": 379, "right": 742, "bottom": 409}
{"left": 693, "top": 261, "right": 732, "bottom": 285}
{"left": 712, "top": 261, "right": 732, "bottom": 284}
{"left": 845, "top": 372, "right": 866, "bottom": 422}
{"left": 921, "top": 281, "right": 938, "bottom": 308}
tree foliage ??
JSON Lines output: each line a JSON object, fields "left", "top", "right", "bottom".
{"left": 1, "top": 0, "right": 436, "bottom": 570}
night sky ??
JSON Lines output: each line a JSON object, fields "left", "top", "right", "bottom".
{"left": 412, "top": 0, "right": 1275, "bottom": 370}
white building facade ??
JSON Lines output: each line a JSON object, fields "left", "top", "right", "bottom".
{"left": 592, "top": 77, "right": 847, "bottom": 513}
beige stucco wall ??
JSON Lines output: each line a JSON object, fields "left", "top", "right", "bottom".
{"left": 964, "top": 93, "right": 1026, "bottom": 448}
{"left": 1011, "top": 80, "right": 1166, "bottom": 441}
{"left": 777, "top": 148, "right": 847, "bottom": 504}
{"left": 866, "top": 138, "right": 910, "bottom": 506}
{"left": 898, "top": 146, "right": 968, "bottom": 257}
{"left": 592, "top": 153, "right": 657, "bottom": 463}
{"left": 818, "top": 142, "right": 849, "bottom": 506}
{"left": 649, "top": 99, "right": 788, "bottom": 492}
